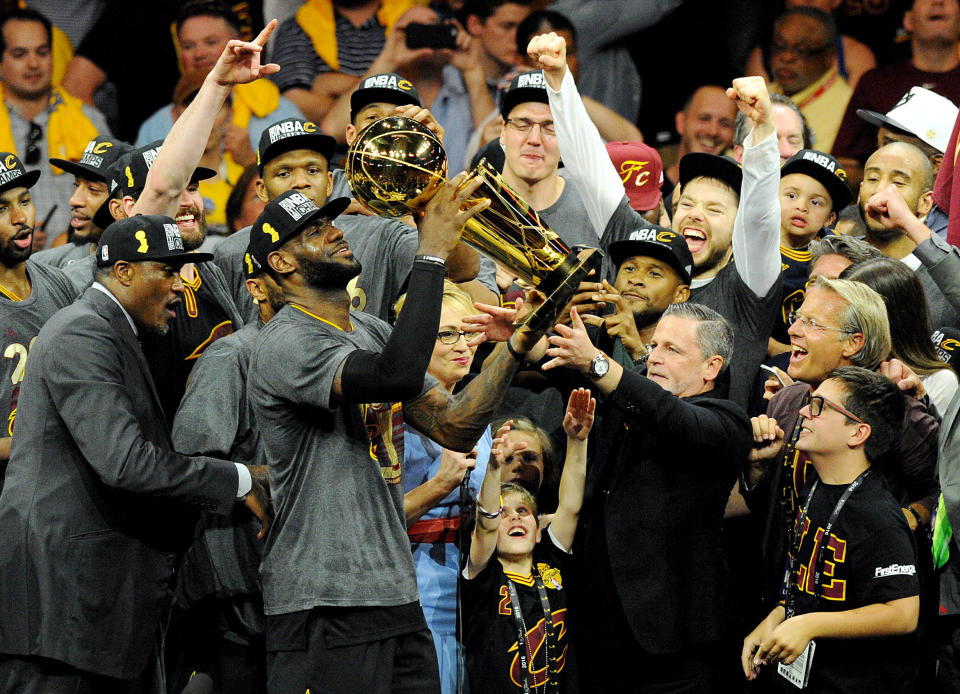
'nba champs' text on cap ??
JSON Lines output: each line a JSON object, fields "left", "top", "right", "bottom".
{"left": 256, "top": 118, "right": 337, "bottom": 173}
{"left": 500, "top": 69, "right": 549, "bottom": 119}
{"left": 50, "top": 136, "right": 133, "bottom": 182}
{"left": 780, "top": 149, "right": 852, "bottom": 211}
{"left": 608, "top": 224, "right": 694, "bottom": 284}
{"left": 0, "top": 152, "right": 40, "bottom": 194}
{"left": 350, "top": 72, "right": 421, "bottom": 122}
{"left": 245, "top": 190, "right": 350, "bottom": 276}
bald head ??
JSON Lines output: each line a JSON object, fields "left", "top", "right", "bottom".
{"left": 859, "top": 141, "right": 934, "bottom": 239}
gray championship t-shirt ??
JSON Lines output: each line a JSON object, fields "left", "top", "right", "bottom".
{"left": 31, "top": 242, "right": 92, "bottom": 269}
{"left": 691, "top": 263, "right": 781, "bottom": 408}
{"left": 172, "top": 321, "right": 264, "bottom": 466}
{"left": 248, "top": 306, "right": 438, "bottom": 614}
{"left": 0, "top": 260, "right": 77, "bottom": 439}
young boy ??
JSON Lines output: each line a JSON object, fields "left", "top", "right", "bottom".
{"left": 463, "top": 388, "right": 595, "bottom": 694}
{"left": 743, "top": 367, "right": 919, "bottom": 692}
{"left": 772, "top": 149, "right": 852, "bottom": 352}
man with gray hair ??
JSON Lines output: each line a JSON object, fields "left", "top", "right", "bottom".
{"left": 808, "top": 234, "right": 883, "bottom": 281}
{"left": 744, "top": 276, "right": 939, "bottom": 613}
{"left": 731, "top": 93, "right": 811, "bottom": 165}
{"left": 542, "top": 301, "right": 751, "bottom": 691}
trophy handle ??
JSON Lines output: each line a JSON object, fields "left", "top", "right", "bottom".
{"left": 518, "top": 247, "right": 605, "bottom": 332}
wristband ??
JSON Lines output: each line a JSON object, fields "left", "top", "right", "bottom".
{"left": 477, "top": 501, "right": 503, "bottom": 519}
{"left": 905, "top": 505, "right": 923, "bottom": 525}
{"left": 505, "top": 337, "right": 526, "bottom": 362}
{"left": 414, "top": 254, "right": 446, "bottom": 267}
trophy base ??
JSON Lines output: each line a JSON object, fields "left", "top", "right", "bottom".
{"left": 518, "top": 247, "right": 604, "bottom": 332}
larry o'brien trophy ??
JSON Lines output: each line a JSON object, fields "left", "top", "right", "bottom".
{"left": 344, "top": 116, "right": 603, "bottom": 330}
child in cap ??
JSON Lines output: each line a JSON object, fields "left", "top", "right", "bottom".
{"left": 771, "top": 149, "right": 853, "bottom": 352}
{"left": 462, "top": 388, "right": 595, "bottom": 694}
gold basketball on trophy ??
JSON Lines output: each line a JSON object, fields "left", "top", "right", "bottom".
{"left": 346, "top": 116, "right": 603, "bottom": 330}
{"left": 344, "top": 116, "right": 447, "bottom": 218}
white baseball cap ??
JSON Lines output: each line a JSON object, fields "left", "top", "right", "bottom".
{"left": 857, "top": 86, "right": 959, "bottom": 153}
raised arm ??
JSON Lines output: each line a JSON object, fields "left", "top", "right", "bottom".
{"left": 134, "top": 21, "right": 280, "bottom": 217}
{"left": 531, "top": 32, "right": 625, "bottom": 238}
{"left": 727, "top": 76, "right": 781, "bottom": 298}
{"left": 465, "top": 423, "right": 521, "bottom": 578}
{"left": 549, "top": 388, "right": 595, "bottom": 550}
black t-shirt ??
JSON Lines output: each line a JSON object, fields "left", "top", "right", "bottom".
{"left": 463, "top": 530, "right": 578, "bottom": 694}
{"left": 784, "top": 472, "right": 918, "bottom": 693}
{"left": 142, "top": 266, "right": 236, "bottom": 424}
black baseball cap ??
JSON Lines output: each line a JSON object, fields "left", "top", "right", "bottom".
{"left": 349, "top": 72, "right": 421, "bottom": 122}
{"left": 677, "top": 153, "right": 742, "bottom": 194}
{"left": 91, "top": 151, "right": 134, "bottom": 231}
{"left": 0, "top": 152, "right": 40, "bottom": 194}
{"left": 932, "top": 327, "right": 960, "bottom": 366}
{"left": 780, "top": 149, "right": 852, "bottom": 212}
{"left": 257, "top": 118, "right": 337, "bottom": 174}
{"left": 245, "top": 191, "right": 351, "bottom": 277}
{"left": 500, "top": 69, "right": 549, "bottom": 119}
{"left": 608, "top": 223, "right": 694, "bottom": 284}
{"left": 121, "top": 140, "right": 217, "bottom": 197}
{"left": 49, "top": 136, "right": 133, "bottom": 182}
{"left": 96, "top": 214, "right": 214, "bottom": 267}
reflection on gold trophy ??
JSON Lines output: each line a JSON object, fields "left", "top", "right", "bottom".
{"left": 345, "top": 116, "right": 603, "bottom": 330}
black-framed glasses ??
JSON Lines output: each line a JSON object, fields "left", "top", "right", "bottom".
{"left": 788, "top": 310, "right": 852, "bottom": 334}
{"left": 437, "top": 329, "right": 481, "bottom": 345}
{"left": 802, "top": 392, "right": 866, "bottom": 425}
{"left": 504, "top": 117, "right": 556, "bottom": 137}
{"left": 24, "top": 122, "right": 42, "bottom": 166}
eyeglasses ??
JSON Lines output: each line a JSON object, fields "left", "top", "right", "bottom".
{"left": 24, "top": 122, "right": 42, "bottom": 166}
{"left": 505, "top": 118, "right": 556, "bottom": 137}
{"left": 769, "top": 41, "right": 831, "bottom": 59}
{"left": 437, "top": 329, "right": 481, "bottom": 345}
{"left": 788, "top": 311, "right": 852, "bottom": 335}
{"left": 802, "top": 392, "right": 866, "bottom": 425}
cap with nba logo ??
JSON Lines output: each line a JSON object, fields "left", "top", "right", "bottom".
{"left": 96, "top": 215, "right": 214, "bottom": 267}
{"left": 780, "top": 149, "right": 852, "bottom": 211}
{"left": 932, "top": 327, "right": 960, "bottom": 366}
{"left": 120, "top": 140, "right": 217, "bottom": 198}
{"left": 49, "top": 136, "right": 133, "bottom": 182}
{"left": 500, "top": 69, "right": 549, "bottom": 119}
{"left": 350, "top": 72, "right": 421, "bottom": 122}
{"left": 245, "top": 191, "right": 351, "bottom": 276}
{"left": 0, "top": 151, "right": 40, "bottom": 194}
{"left": 608, "top": 223, "right": 694, "bottom": 284}
{"left": 256, "top": 118, "right": 337, "bottom": 174}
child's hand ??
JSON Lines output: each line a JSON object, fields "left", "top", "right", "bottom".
{"left": 489, "top": 421, "right": 526, "bottom": 471}
{"left": 562, "top": 387, "right": 596, "bottom": 440}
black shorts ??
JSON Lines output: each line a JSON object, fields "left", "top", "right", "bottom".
{"left": 265, "top": 605, "right": 440, "bottom": 694}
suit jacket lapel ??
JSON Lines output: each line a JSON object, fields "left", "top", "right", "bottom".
{"left": 84, "top": 288, "right": 166, "bottom": 420}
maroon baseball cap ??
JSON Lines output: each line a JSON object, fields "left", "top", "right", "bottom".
{"left": 606, "top": 141, "right": 663, "bottom": 212}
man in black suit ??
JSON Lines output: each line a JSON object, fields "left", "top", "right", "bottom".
{"left": 0, "top": 215, "right": 270, "bottom": 692}
{"left": 543, "top": 301, "right": 752, "bottom": 693}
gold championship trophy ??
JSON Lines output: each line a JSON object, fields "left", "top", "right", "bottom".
{"left": 345, "top": 116, "right": 603, "bottom": 330}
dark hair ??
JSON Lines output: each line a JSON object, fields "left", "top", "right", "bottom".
{"left": 225, "top": 164, "right": 260, "bottom": 232}
{"left": 841, "top": 257, "right": 953, "bottom": 377}
{"left": 176, "top": 0, "right": 242, "bottom": 36}
{"left": 679, "top": 84, "right": 728, "bottom": 115}
{"left": 515, "top": 9, "right": 575, "bottom": 57}
{"left": 774, "top": 7, "right": 837, "bottom": 49}
{"left": 828, "top": 366, "right": 905, "bottom": 464}
{"left": 733, "top": 94, "right": 812, "bottom": 149}
{"left": 0, "top": 8, "right": 52, "bottom": 55}
{"left": 458, "top": 0, "right": 532, "bottom": 23}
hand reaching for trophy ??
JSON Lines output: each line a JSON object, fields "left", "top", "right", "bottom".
{"left": 416, "top": 171, "right": 490, "bottom": 260}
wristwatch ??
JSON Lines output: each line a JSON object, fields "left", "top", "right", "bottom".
{"left": 588, "top": 352, "right": 609, "bottom": 378}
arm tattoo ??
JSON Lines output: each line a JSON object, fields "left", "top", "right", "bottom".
{"left": 404, "top": 343, "right": 522, "bottom": 452}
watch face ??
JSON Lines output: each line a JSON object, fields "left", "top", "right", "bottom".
{"left": 591, "top": 354, "right": 609, "bottom": 377}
